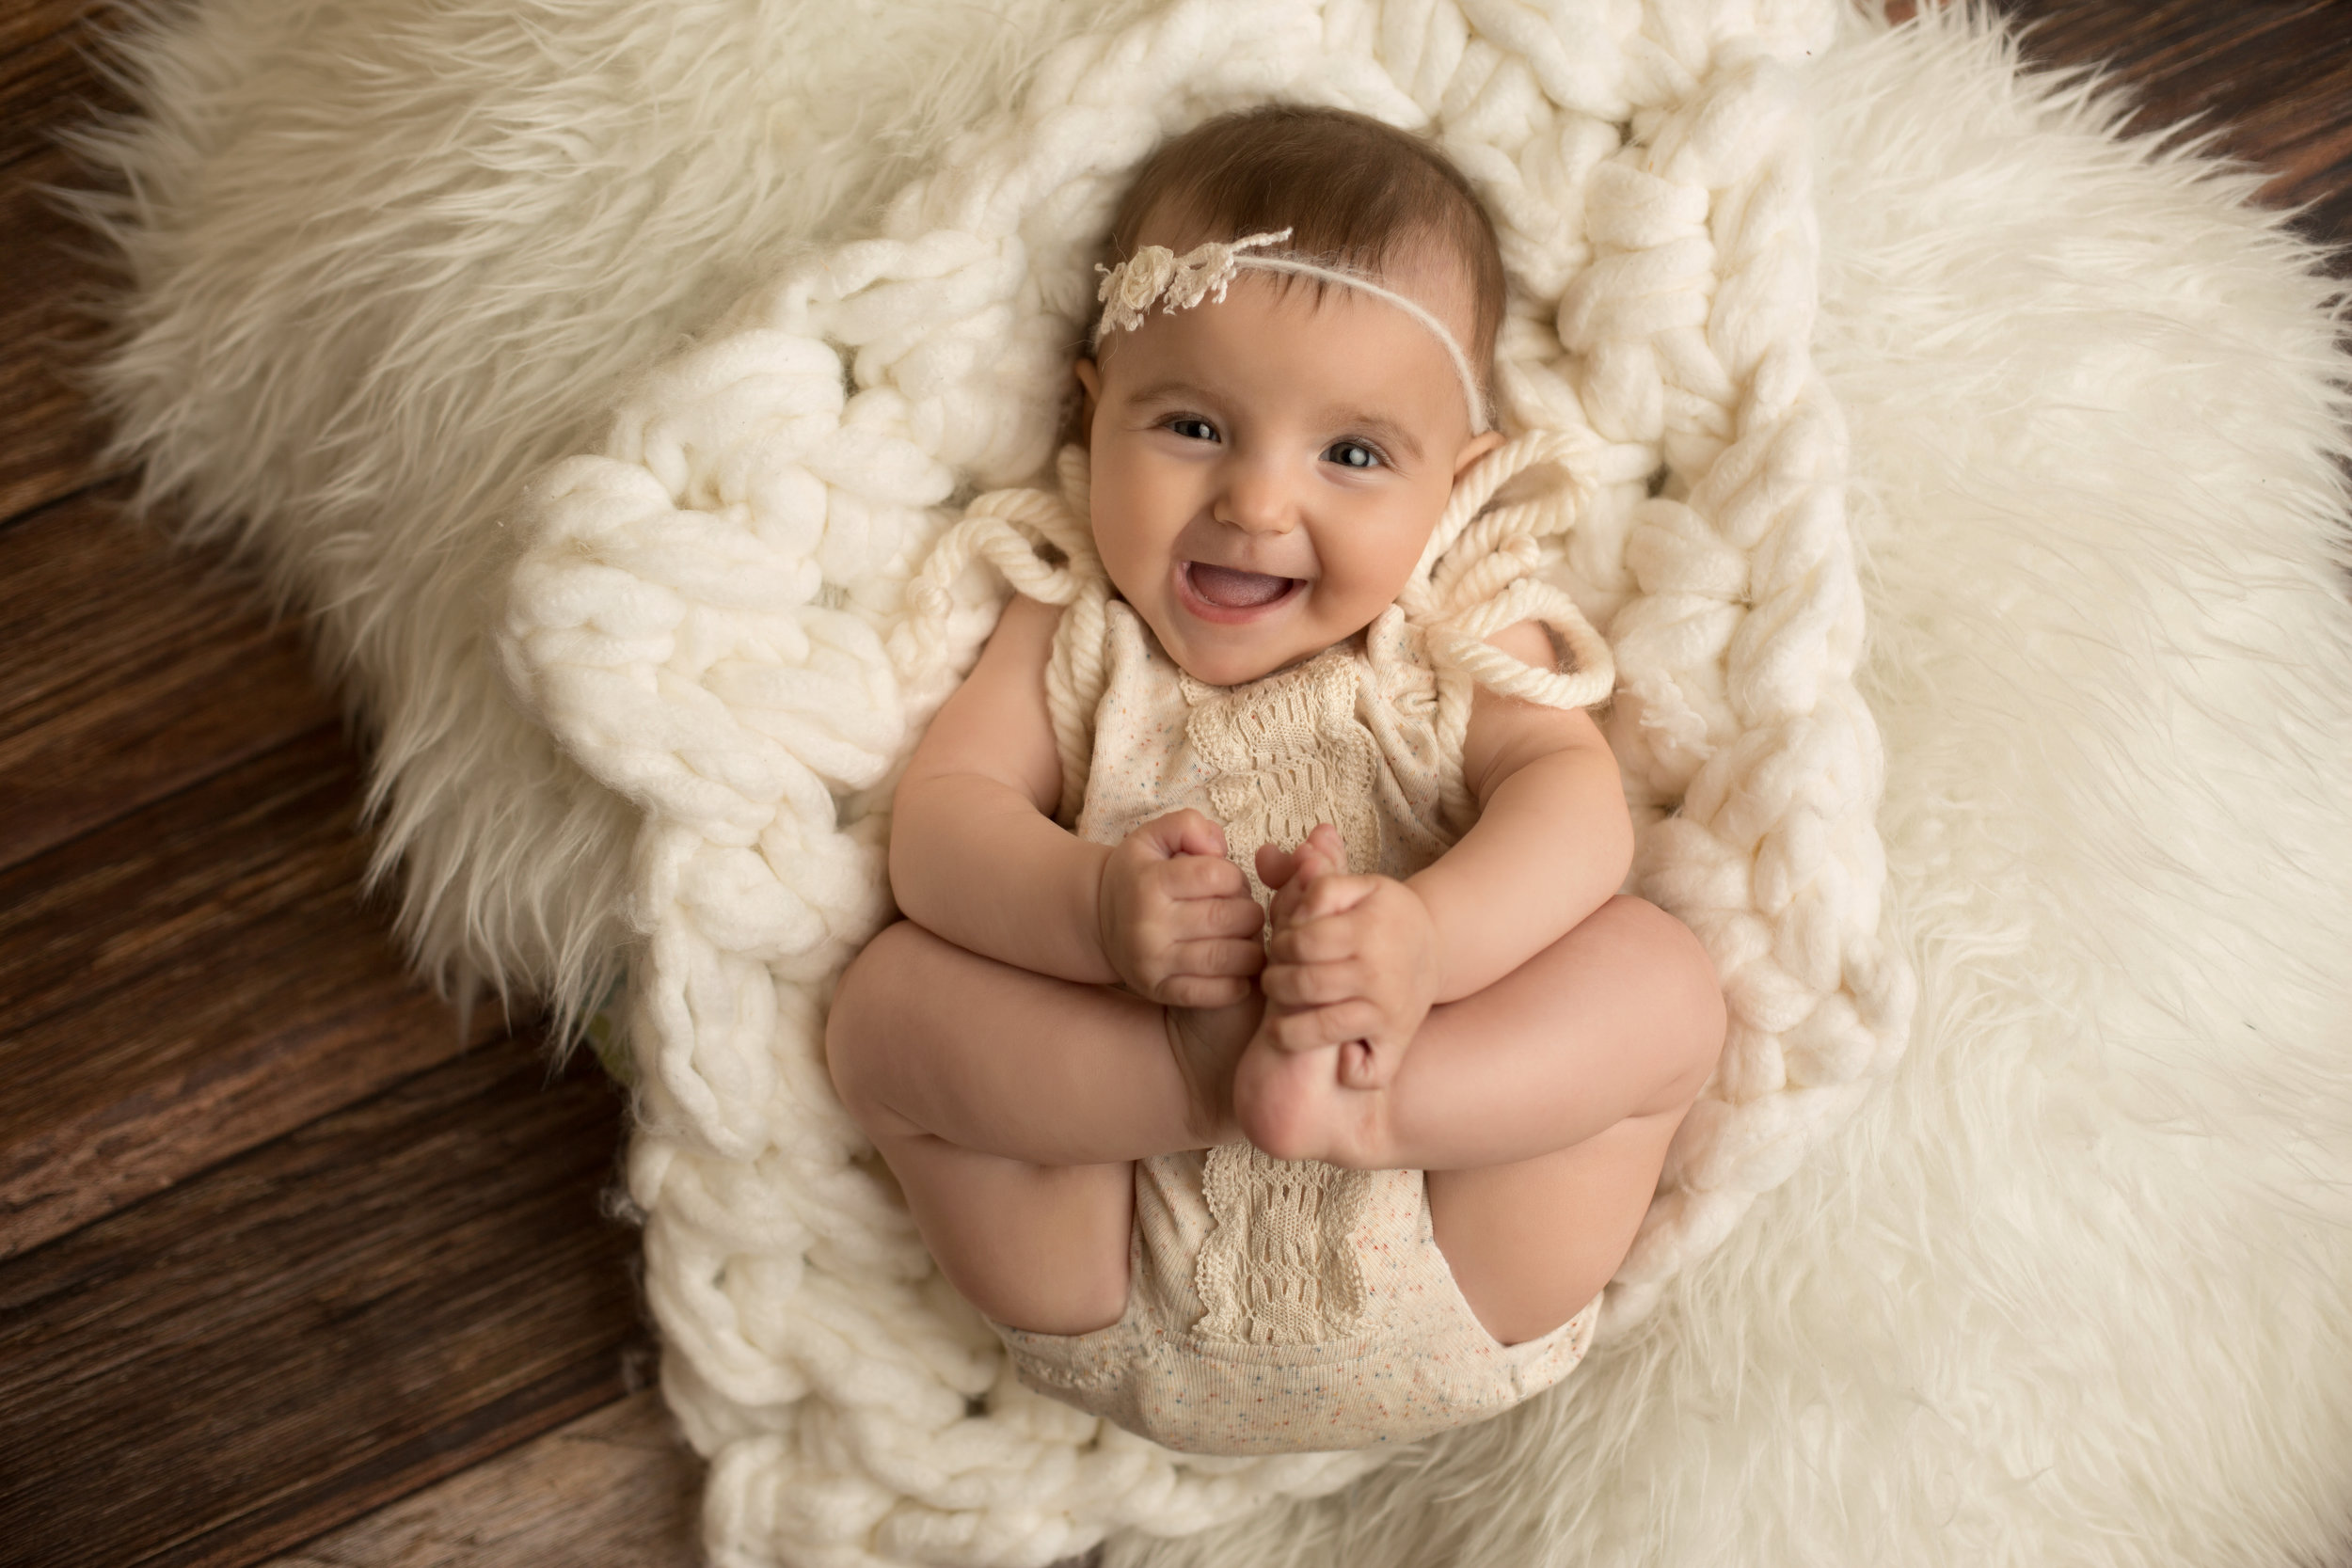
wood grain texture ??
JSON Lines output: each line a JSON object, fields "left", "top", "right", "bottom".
{"left": 0, "top": 1037, "right": 645, "bottom": 1568}
{"left": 1994, "top": 0, "right": 2352, "bottom": 253}
{"left": 0, "top": 2, "right": 121, "bottom": 180}
{"left": 0, "top": 728, "right": 496, "bottom": 1259}
{"left": 2, "top": 0, "right": 124, "bottom": 520}
{"left": 0, "top": 144, "right": 112, "bottom": 523}
{"left": 0, "top": 485, "right": 338, "bottom": 873}
{"left": 263, "top": 1390, "right": 700, "bottom": 1568}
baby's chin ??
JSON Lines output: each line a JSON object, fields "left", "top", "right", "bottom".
{"left": 1142, "top": 602, "right": 1360, "bottom": 688}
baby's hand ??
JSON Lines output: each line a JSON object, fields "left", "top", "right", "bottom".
{"left": 1098, "top": 810, "right": 1266, "bottom": 1006}
{"left": 1255, "top": 824, "right": 1439, "bottom": 1088}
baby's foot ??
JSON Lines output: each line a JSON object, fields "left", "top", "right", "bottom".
{"left": 1232, "top": 829, "right": 1387, "bottom": 1166}
{"left": 1232, "top": 1029, "right": 1370, "bottom": 1165}
{"left": 1164, "top": 994, "right": 1261, "bottom": 1148}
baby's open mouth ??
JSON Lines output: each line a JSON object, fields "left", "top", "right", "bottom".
{"left": 1184, "top": 562, "right": 1299, "bottom": 610}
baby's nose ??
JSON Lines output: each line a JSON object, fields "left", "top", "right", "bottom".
{"left": 1214, "top": 460, "right": 1299, "bottom": 534}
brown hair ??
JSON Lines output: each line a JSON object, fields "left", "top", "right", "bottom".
{"left": 1100, "top": 105, "right": 1507, "bottom": 400}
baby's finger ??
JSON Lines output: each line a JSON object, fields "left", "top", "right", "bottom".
{"left": 1292, "top": 871, "right": 1377, "bottom": 923}
{"left": 1162, "top": 853, "right": 1248, "bottom": 900}
{"left": 1267, "top": 1000, "right": 1385, "bottom": 1053}
{"left": 1266, "top": 866, "right": 1310, "bottom": 929}
{"left": 1260, "top": 957, "right": 1367, "bottom": 1008}
{"left": 1171, "top": 894, "right": 1265, "bottom": 942}
{"left": 1136, "top": 808, "right": 1230, "bottom": 863}
{"left": 1170, "top": 937, "right": 1267, "bottom": 978}
{"left": 1161, "top": 974, "right": 1255, "bottom": 1009}
{"left": 1254, "top": 842, "right": 1300, "bottom": 892}
{"left": 1288, "top": 826, "right": 1343, "bottom": 885}
{"left": 1267, "top": 915, "right": 1357, "bottom": 966}
{"left": 1170, "top": 888, "right": 1256, "bottom": 941}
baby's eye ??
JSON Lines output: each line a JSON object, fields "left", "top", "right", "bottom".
{"left": 1324, "top": 439, "right": 1383, "bottom": 470}
{"left": 1166, "top": 417, "right": 1219, "bottom": 443}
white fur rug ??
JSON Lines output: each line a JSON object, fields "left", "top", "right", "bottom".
{"left": 85, "top": 2, "right": 2352, "bottom": 1566}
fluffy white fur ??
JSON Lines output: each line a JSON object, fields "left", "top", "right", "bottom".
{"left": 80, "top": 1, "right": 2352, "bottom": 1565}
{"left": 82, "top": 0, "right": 1158, "bottom": 1034}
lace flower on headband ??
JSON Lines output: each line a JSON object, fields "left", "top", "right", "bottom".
{"left": 1090, "top": 227, "right": 1490, "bottom": 433}
{"left": 1093, "top": 230, "right": 1291, "bottom": 337}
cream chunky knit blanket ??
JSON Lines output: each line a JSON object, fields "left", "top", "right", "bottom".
{"left": 498, "top": 0, "right": 1906, "bottom": 1560}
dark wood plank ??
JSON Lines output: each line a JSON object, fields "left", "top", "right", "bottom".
{"left": 0, "top": 0, "right": 91, "bottom": 61}
{"left": 0, "top": 727, "right": 495, "bottom": 1258}
{"left": 0, "top": 486, "right": 338, "bottom": 872}
{"left": 0, "top": 1037, "right": 643, "bottom": 1568}
{"left": 0, "top": 725, "right": 363, "bottom": 1037}
{"left": 0, "top": 143, "right": 112, "bottom": 522}
{"left": 265, "top": 1391, "right": 700, "bottom": 1568}
{"left": 2, "top": 0, "right": 124, "bottom": 520}
{"left": 0, "top": 1, "right": 125, "bottom": 176}
{"left": 1996, "top": 0, "right": 2352, "bottom": 252}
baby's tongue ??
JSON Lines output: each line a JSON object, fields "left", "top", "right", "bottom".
{"left": 1188, "top": 562, "right": 1294, "bottom": 609}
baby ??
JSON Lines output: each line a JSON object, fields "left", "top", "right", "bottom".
{"left": 827, "top": 105, "right": 1724, "bottom": 1455}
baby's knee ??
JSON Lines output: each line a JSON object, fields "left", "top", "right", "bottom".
{"left": 824, "top": 920, "right": 922, "bottom": 1116}
{"left": 1595, "top": 895, "right": 1727, "bottom": 1096}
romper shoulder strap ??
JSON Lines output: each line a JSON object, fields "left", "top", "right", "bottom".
{"left": 1397, "top": 430, "right": 1618, "bottom": 826}
{"left": 897, "top": 446, "right": 1112, "bottom": 820}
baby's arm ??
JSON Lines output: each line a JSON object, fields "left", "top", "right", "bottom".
{"left": 1255, "top": 620, "right": 1631, "bottom": 1072}
{"left": 1407, "top": 619, "right": 1634, "bottom": 1001}
{"left": 891, "top": 594, "right": 1263, "bottom": 1004}
{"left": 890, "top": 594, "right": 1112, "bottom": 982}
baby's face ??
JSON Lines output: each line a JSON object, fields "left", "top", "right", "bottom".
{"left": 1075, "top": 246, "right": 1499, "bottom": 687}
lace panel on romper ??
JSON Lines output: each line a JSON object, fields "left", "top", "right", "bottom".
{"left": 1182, "top": 648, "right": 1381, "bottom": 1346}
{"left": 1180, "top": 647, "right": 1380, "bottom": 902}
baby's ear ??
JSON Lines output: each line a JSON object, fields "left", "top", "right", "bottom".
{"left": 1067, "top": 358, "right": 1103, "bottom": 448}
{"left": 1452, "top": 427, "right": 1503, "bottom": 479}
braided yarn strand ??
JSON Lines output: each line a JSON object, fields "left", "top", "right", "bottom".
{"left": 497, "top": 0, "right": 1904, "bottom": 1561}
{"left": 895, "top": 460, "right": 1118, "bottom": 820}
{"left": 1395, "top": 429, "right": 1617, "bottom": 822}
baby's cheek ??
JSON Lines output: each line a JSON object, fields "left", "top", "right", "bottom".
{"left": 1316, "top": 537, "right": 1422, "bottom": 631}
{"left": 1327, "top": 515, "right": 1430, "bottom": 610}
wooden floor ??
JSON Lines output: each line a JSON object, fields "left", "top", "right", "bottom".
{"left": 1, "top": 3, "right": 2344, "bottom": 1564}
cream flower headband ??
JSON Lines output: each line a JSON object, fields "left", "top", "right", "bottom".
{"left": 1091, "top": 228, "right": 1491, "bottom": 435}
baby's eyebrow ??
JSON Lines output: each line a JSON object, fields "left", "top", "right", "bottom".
{"left": 1323, "top": 407, "right": 1423, "bottom": 465}
{"left": 1122, "top": 376, "right": 1221, "bottom": 407}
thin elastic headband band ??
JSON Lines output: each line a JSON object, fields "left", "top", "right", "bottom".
{"left": 1091, "top": 229, "right": 1490, "bottom": 435}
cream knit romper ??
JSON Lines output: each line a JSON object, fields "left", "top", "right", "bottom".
{"left": 902, "top": 436, "right": 1618, "bottom": 1457}
{"left": 989, "top": 599, "right": 1599, "bottom": 1456}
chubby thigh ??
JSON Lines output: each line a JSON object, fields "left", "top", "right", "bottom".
{"left": 1410, "top": 895, "right": 1727, "bottom": 1346}
{"left": 825, "top": 919, "right": 1189, "bottom": 1337}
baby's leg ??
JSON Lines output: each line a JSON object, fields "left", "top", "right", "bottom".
{"left": 825, "top": 920, "right": 1254, "bottom": 1335}
{"left": 1240, "top": 895, "right": 1724, "bottom": 1345}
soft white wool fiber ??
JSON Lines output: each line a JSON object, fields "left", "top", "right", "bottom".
{"left": 81, "top": 1, "right": 2352, "bottom": 1565}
